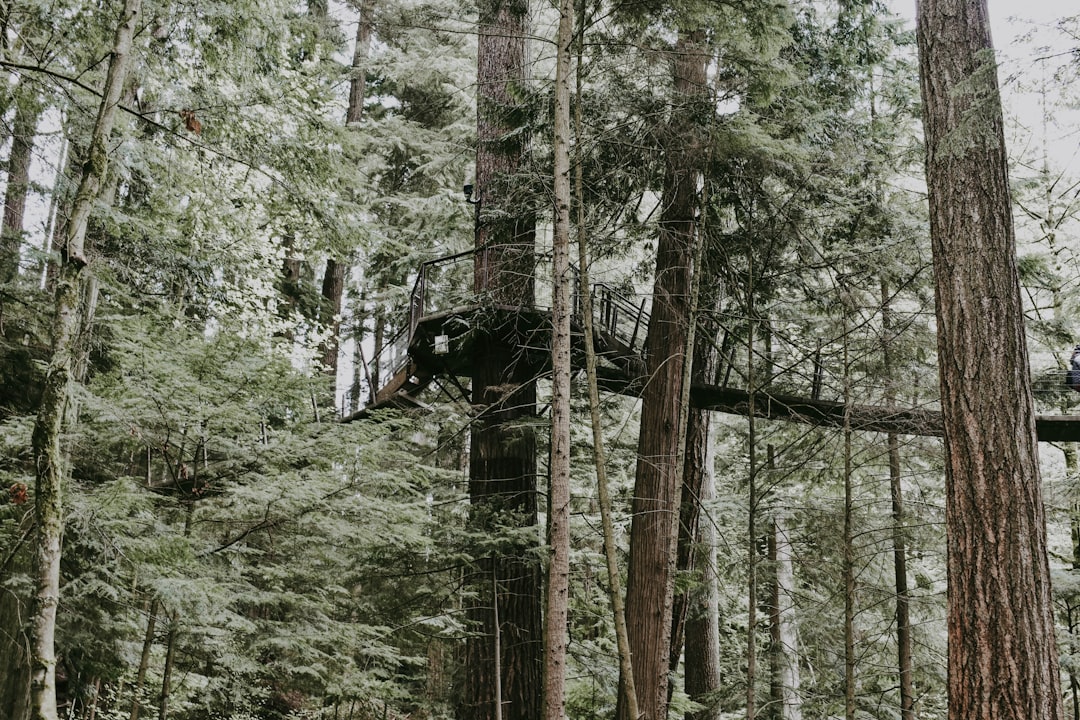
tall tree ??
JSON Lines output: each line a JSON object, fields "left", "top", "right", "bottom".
{"left": 619, "top": 26, "right": 707, "bottom": 720}
{"left": 463, "top": 0, "right": 541, "bottom": 718}
{"left": 916, "top": 1, "right": 1064, "bottom": 719}
{"left": 29, "top": 0, "right": 141, "bottom": 717}
{"left": 0, "top": 79, "right": 40, "bottom": 283}
{"left": 543, "top": 0, "right": 574, "bottom": 715}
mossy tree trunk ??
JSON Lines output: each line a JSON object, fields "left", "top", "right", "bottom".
{"left": 28, "top": 1, "right": 140, "bottom": 718}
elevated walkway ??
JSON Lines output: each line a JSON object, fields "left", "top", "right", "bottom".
{"left": 344, "top": 249, "right": 1080, "bottom": 442}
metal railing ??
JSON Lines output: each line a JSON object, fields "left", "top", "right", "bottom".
{"left": 364, "top": 248, "right": 652, "bottom": 406}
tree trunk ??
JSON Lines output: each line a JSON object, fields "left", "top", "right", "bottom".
{"left": 768, "top": 516, "right": 801, "bottom": 720}
{"left": 346, "top": 0, "right": 374, "bottom": 126}
{"left": 881, "top": 280, "right": 915, "bottom": 720}
{"left": 670, "top": 275, "right": 723, "bottom": 717}
{"left": 0, "top": 549, "right": 32, "bottom": 720}
{"left": 682, "top": 424, "right": 721, "bottom": 720}
{"left": 842, "top": 331, "right": 855, "bottom": 720}
{"left": 463, "top": 0, "right": 541, "bottom": 719}
{"left": 319, "top": 258, "right": 346, "bottom": 373}
{"left": 157, "top": 612, "right": 176, "bottom": 720}
{"left": 129, "top": 598, "right": 159, "bottom": 720}
{"left": 620, "top": 28, "right": 706, "bottom": 720}
{"left": 29, "top": 3, "right": 140, "bottom": 718}
{"left": 916, "top": 1, "right": 1064, "bottom": 718}
{"left": 543, "top": 0, "right": 574, "bottom": 718}
{"left": 572, "top": 13, "right": 639, "bottom": 717}
{"left": 1, "top": 82, "right": 41, "bottom": 283}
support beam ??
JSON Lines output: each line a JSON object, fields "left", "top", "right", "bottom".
{"left": 690, "top": 385, "right": 1080, "bottom": 443}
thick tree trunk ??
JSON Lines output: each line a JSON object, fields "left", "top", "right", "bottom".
{"left": 543, "top": 0, "right": 574, "bottom": 718}
{"left": 620, "top": 28, "right": 706, "bottom": 720}
{"left": 29, "top": 3, "right": 140, "bottom": 718}
{"left": 463, "top": 1, "right": 541, "bottom": 719}
{"left": 1, "top": 83, "right": 41, "bottom": 282}
{"left": 916, "top": 1, "right": 1063, "bottom": 718}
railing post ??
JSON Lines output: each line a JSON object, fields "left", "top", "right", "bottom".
{"left": 629, "top": 297, "right": 647, "bottom": 351}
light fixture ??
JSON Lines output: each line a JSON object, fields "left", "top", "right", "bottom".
{"left": 434, "top": 334, "right": 450, "bottom": 355}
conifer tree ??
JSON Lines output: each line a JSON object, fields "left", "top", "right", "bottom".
{"left": 916, "top": 0, "right": 1063, "bottom": 717}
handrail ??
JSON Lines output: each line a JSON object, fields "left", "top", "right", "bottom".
{"left": 362, "top": 248, "right": 652, "bottom": 409}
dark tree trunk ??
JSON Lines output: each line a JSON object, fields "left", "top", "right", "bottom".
{"left": 319, "top": 258, "right": 346, "bottom": 372}
{"left": 1, "top": 84, "right": 41, "bottom": 283}
{"left": 619, "top": 28, "right": 706, "bottom": 720}
{"left": 916, "top": 1, "right": 1063, "bottom": 718}
{"left": 881, "top": 280, "right": 915, "bottom": 720}
{"left": 670, "top": 277, "right": 722, "bottom": 720}
{"left": 346, "top": 0, "right": 374, "bottom": 126}
{"left": 462, "top": 1, "right": 541, "bottom": 719}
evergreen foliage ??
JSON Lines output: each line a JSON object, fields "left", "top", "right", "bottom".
{"left": 2, "top": 0, "right": 1079, "bottom": 718}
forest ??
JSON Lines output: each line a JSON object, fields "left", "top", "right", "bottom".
{"left": 2, "top": 0, "right": 1080, "bottom": 719}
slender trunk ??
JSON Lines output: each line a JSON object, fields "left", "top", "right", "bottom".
{"left": 1, "top": 84, "right": 41, "bottom": 282}
{"left": 158, "top": 505, "right": 192, "bottom": 720}
{"left": 572, "top": 12, "right": 639, "bottom": 717}
{"left": 881, "top": 280, "right": 915, "bottom": 720}
{"left": 917, "top": 1, "right": 1063, "bottom": 717}
{"left": 130, "top": 598, "right": 159, "bottom": 720}
{"left": 29, "top": 3, "right": 140, "bottom": 718}
{"left": 683, "top": 428, "right": 721, "bottom": 720}
{"left": 543, "top": 1, "right": 574, "bottom": 718}
{"left": 769, "top": 516, "right": 801, "bottom": 720}
{"left": 843, "top": 327, "right": 855, "bottom": 720}
{"left": 746, "top": 313, "right": 758, "bottom": 720}
{"left": 157, "top": 613, "right": 175, "bottom": 720}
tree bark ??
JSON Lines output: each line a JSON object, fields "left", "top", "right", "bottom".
{"left": 572, "top": 13, "right": 640, "bottom": 717}
{"left": 463, "top": 0, "right": 541, "bottom": 719}
{"left": 543, "top": 0, "right": 574, "bottom": 718}
{"left": 319, "top": 258, "right": 346, "bottom": 373}
{"left": 881, "top": 280, "right": 915, "bottom": 720}
{"left": 916, "top": 1, "right": 1063, "bottom": 718}
{"left": 670, "top": 274, "right": 723, "bottom": 719}
{"left": 29, "top": 2, "right": 140, "bottom": 718}
{"left": 346, "top": 0, "right": 373, "bottom": 126}
{"left": 768, "top": 516, "right": 801, "bottom": 720}
{"left": 682, "top": 424, "right": 722, "bottom": 720}
{"left": 129, "top": 598, "right": 159, "bottom": 720}
{"left": 1, "top": 81, "right": 41, "bottom": 283}
{"left": 619, "top": 28, "right": 706, "bottom": 720}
